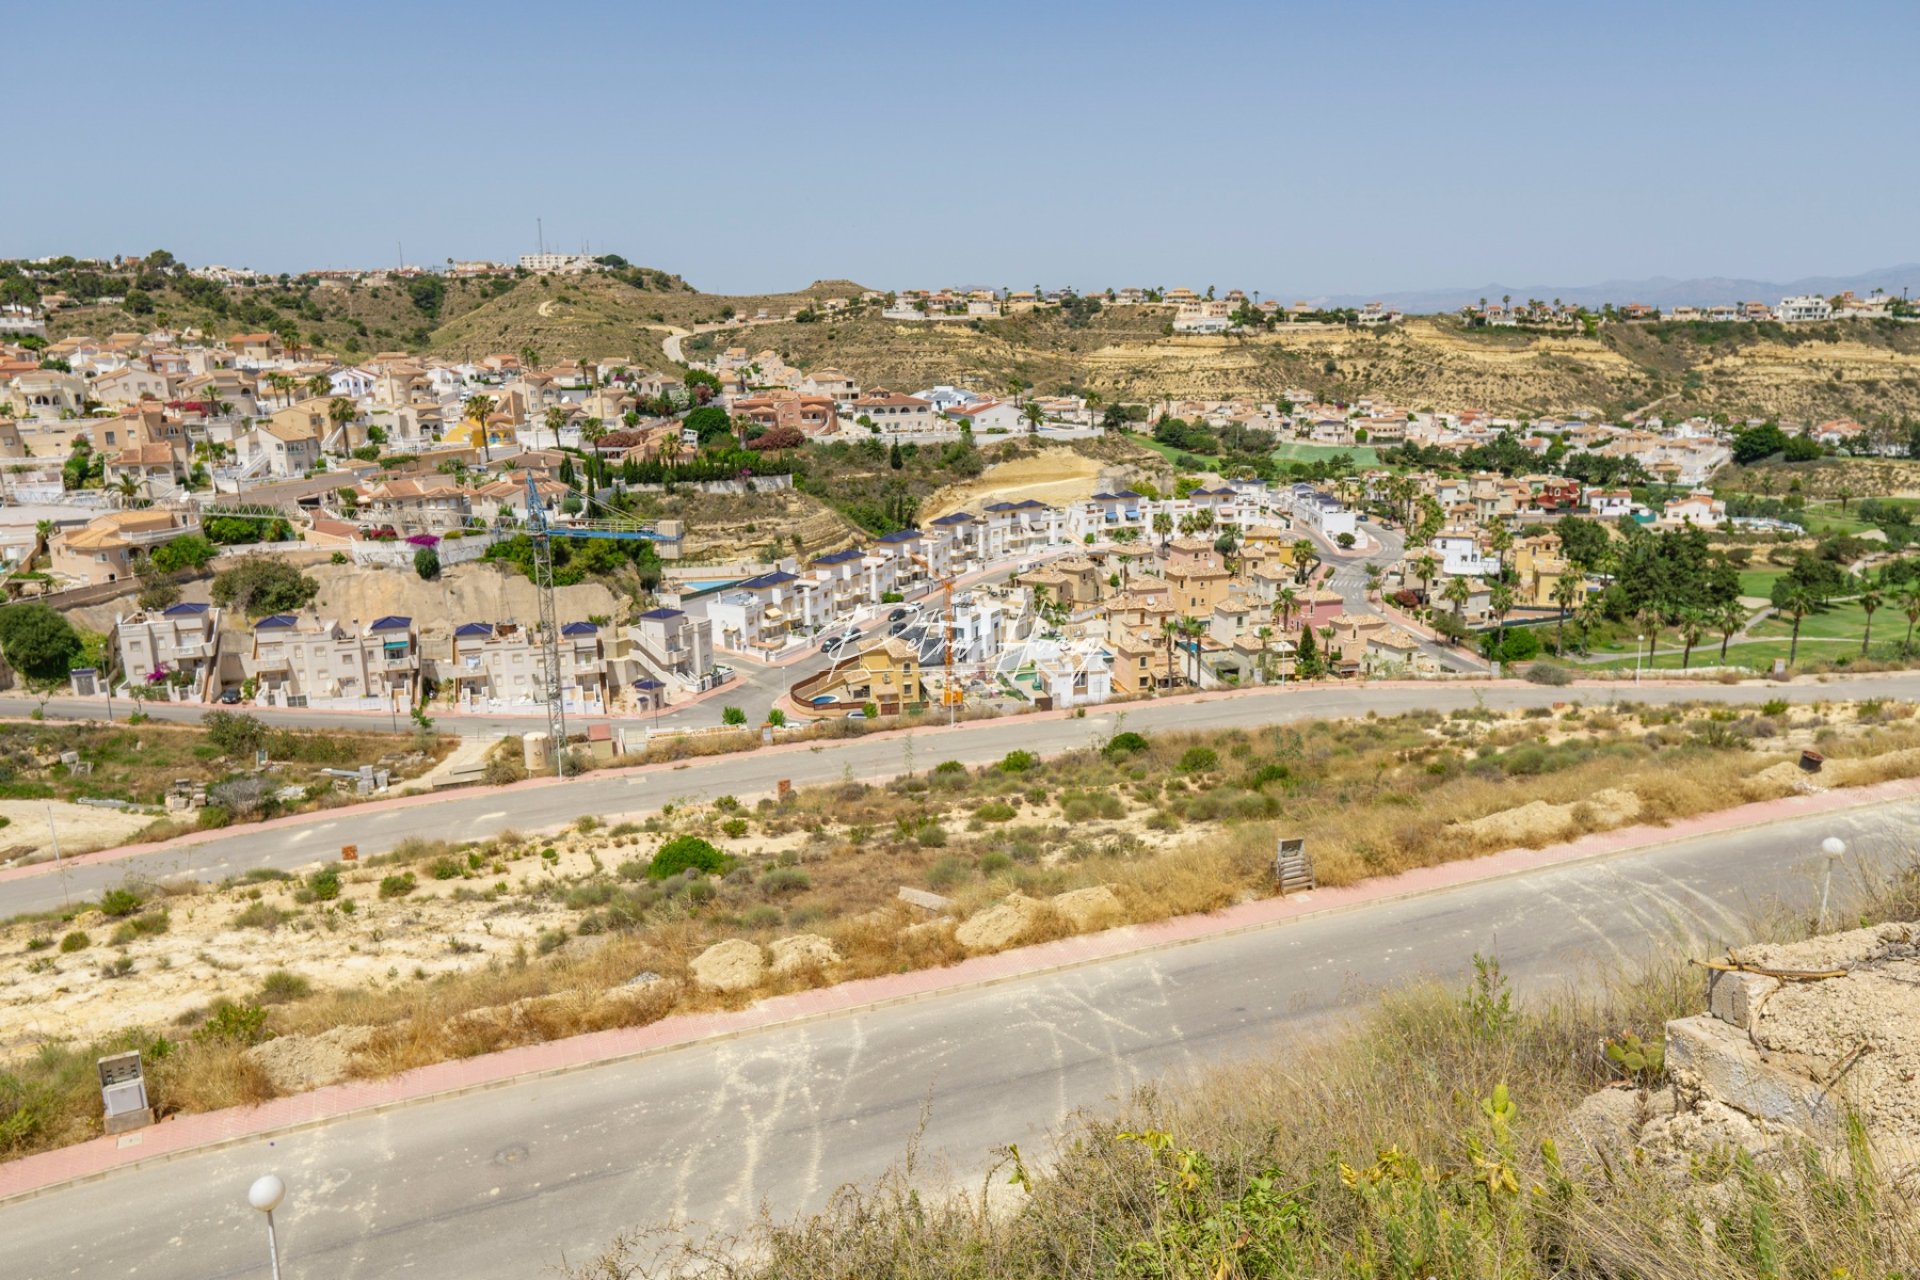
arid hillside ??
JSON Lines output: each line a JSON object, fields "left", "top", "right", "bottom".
{"left": 695, "top": 312, "right": 1920, "bottom": 422}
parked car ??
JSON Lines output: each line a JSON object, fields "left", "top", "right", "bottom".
{"left": 844, "top": 709, "right": 867, "bottom": 720}
{"left": 886, "top": 607, "right": 908, "bottom": 622}
{"left": 888, "top": 621, "right": 908, "bottom": 636}
{"left": 218, "top": 687, "right": 242, "bottom": 705}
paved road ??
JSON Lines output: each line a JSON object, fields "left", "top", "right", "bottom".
{"left": 3, "top": 794, "right": 1910, "bottom": 1279}
{"left": 9, "top": 673, "right": 1920, "bottom": 918}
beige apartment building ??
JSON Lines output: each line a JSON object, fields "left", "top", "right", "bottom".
{"left": 114, "top": 601, "right": 222, "bottom": 699}
{"left": 243, "top": 613, "right": 419, "bottom": 710}
{"left": 436, "top": 620, "right": 607, "bottom": 713}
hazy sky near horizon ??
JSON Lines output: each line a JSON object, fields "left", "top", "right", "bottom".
{"left": 13, "top": 1, "right": 1917, "bottom": 295}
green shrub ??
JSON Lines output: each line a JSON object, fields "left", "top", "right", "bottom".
{"left": 616, "top": 859, "right": 649, "bottom": 882}
{"left": 925, "top": 856, "right": 971, "bottom": 890}
{"left": 1177, "top": 746, "right": 1219, "bottom": 773}
{"left": 1244, "top": 762, "right": 1291, "bottom": 789}
{"left": 257, "top": 970, "right": 313, "bottom": 1004}
{"left": 233, "top": 902, "right": 288, "bottom": 931}
{"left": 59, "top": 931, "right": 90, "bottom": 953}
{"left": 721, "top": 706, "right": 747, "bottom": 726}
{"left": 1524, "top": 662, "right": 1573, "bottom": 686}
{"left": 197, "top": 805, "right": 232, "bottom": 830}
{"left": 976, "top": 801, "right": 1017, "bottom": 823}
{"left": 721, "top": 818, "right": 750, "bottom": 838}
{"left": 758, "top": 867, "right": 812, "bottom": 896}
{"left": 999, "top": 750, "right": 1038, "bottom": 773}
{"left": 307, "top": 866, "right": 341, "bottom": 901}
{"left": 979, "top": 851, "right": 1013, "bottom": 875}
{"left": 99, "top": 887, "right": 144, "bottom": 918}
{"left": 196, "top": 1000, "right": 269, "bottom": 1045}
{"left": 1103, "top": 731, "right": 1150, "bottom": 757}
{"left": 379, "top": 873, "right": 417, "bottom": 899}
{"left": 429, "top": 856, "right": 463, "bottom": 881}
{"left": 648, "top": 836, "right": 729, "bottom": 880}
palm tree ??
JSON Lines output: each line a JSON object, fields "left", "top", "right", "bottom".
{"left": 1412, "top": 552, "right": 1439, "bottom": 604}
{"left": 1363, "top": 562, "right": 1383, "bottom": 600}
{"left": 1020, "top": 400, "right": 1045, "bottom": 435}
{"left": 1859, "top": 588, "right": 1883, "bottom": 656}
{"left": 1777, "top": 583, "right": 1814, "bottom": 666}
{"left": 463, "top": 393, "right": 496, "bottom": 463}
{"left": 115, "top": 473, "right": 140, "bottom": 507}
{"left": 1638, "top": 606, "right": 1662, "bottom": 666}
{"left": 304, "top": 374, "right": 330, "bottom": 400}
{"left": 1677, "top": 607, "right": 1705, "bottom": 670}
{"left": 1159, "top": 618, "right": 1178, "bottom": 688}
{"left": 1292, "top": 539, "right": 1319, "bottom": 584}
{"left": 1716, "top": 600, "right": 1746, "bottom": 661}
{"left": 1442, "top": 573, "right": 1471, "bottom": 628}
{"left": 1273, "top": 585, "right": 1298, "bottom": 633}
{"left": 326, "top": 397, "right": 357, "bottom": 455}
{"left": 1152, "top": 512, "right": 1173, "bottom": 547}
{"left": 520, "top": 346, "right": 540, "bottom": 371}
{"left": 544, "top": 406, "right": 569, "bottom": 450}
{"left": 578, "top": 417, "right": 607, "bottom": 506}
{"left": 1551, "top": 573, "right": 1581, "bottom": 654}
{"left": 1488, "top": 519, "right": 1513, "bottom": 572}
{"left": 1901, "top": 586, "right": 1920, "bottom": 657}
{"left": 1488, "top": 582, "right": 1514, "bottom": 657}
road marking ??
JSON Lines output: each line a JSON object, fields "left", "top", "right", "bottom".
{"left": 475, "top": 811, "right": 507, "bottom": 822}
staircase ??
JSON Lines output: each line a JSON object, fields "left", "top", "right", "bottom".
{"left": 1275, "top": 839, "right": 1315, "bottom": 895}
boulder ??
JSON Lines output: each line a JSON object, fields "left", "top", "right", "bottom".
{"left": 1051, "top": 885, "right": 1122, "bottom": 932}
{"left": 769, "top": 933, "right": 841, "bottom": 975}
{"left": 955, "top": 893, "right": 1046, "bottom": 953}
{"left": 691, "top": 939, "right": 765, "bottom": 992}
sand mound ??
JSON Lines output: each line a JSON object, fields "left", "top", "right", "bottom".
{"left": 306, "top": 560, "right": 621, "bottom": 640}
{"left": 691, "top": 939, "right": 765, "bottom": 992}
{"left": 923, "top": 450, "right": 1115, "bottom": 521}
{"left": 1453, "top": 787, "right": 1642, "bottom": 849}
{"left": 1051, "top": 886, "right": 1121, "bottom": 931}
{"left": 769, "top": 933, "right": 840, "bottom": 976}
{"left": 245, "top": 1025, "right": 375, "bottom": 1093}
{"left": 955, "top": 893, "right": 1046, "bottom": 952}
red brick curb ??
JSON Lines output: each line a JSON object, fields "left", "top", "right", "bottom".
{"left": 3, "top": 771, "right": 1913, "bottom": 1204}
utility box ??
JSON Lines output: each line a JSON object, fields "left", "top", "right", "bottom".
{"left": 1275, "top": 838, "right": 1315, "bottom": 895}
{"left": 98, "top": 1050, "right": 153, "bottom": 1135}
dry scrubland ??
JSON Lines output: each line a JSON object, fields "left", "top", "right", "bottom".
{"left": 721, "top": 311, "right": 1920, "bottom": 422}
{"left": 6, "top": 699, "right": 1920, "bottom": 1161}
{"left": 572, "top": 867, "right": 1920, "bottom": 1280}
{"left": 0, "top": 720, "right": 450, "bottom": 864}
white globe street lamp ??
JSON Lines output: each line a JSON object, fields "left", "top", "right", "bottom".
{"left": 1818, "top": 837, "right": 1848, "bottom": 931}
{"left": 248, "top": 1174, "right": 286, "bottom": 1280}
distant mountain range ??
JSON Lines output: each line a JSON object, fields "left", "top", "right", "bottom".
{"left": 1318, "top": 265, "right": 1920, "bottom": 313}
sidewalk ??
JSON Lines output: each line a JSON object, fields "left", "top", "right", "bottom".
{"left": 4, "top": 771, "right": 1916, "bottom": 1204}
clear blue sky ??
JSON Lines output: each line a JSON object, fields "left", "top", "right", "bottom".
{"left": 13, "top": 1, "right": 1916, "bottom": 296}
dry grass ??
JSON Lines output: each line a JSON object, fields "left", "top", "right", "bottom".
{"left": 559, "top": 863, "right": 1920, "bottom": 1279}
{"left": 7, "top": 700, "right": 1920, "bottom": 1166}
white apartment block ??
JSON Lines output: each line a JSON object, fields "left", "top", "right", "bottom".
{"left": 1777, "top": 295, "right": 1833, "bottom": 323}
{"left": 625, "top": 607, "right": 715, "bottom": 692}
{"left": 440, "top": 620, "right": 607, "bottom": 713}
{"left": 517, "top": 253, "right": 596, "bottom": 274}
{"left": 115, "top": 602, "right": 222, "bottom": 700}
{"left": 244, "top": 613, "right": 420, "bottom": 710}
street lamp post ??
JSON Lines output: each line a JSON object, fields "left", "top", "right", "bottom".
{"left": 248, "top": 1174, "right": 286, "bottom": 1280}
{"left": 1818, "top": 836, "right": 1847, "bottom": 931}
{"left": 1634, "top": 634, "right": 1643, "bottom": 684}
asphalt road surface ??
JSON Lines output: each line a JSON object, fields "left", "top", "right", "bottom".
{"left": 8, "top": 673, "right": 1920, "bottom": 919}
{"left": 3, "top": 794, "right": 1911, "bottom": 1279}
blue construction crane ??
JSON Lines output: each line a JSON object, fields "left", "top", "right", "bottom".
{"left": 524, "top": 470, "right": 675, "bottom": 777}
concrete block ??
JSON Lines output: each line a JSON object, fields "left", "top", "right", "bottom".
{"left": 104, "top": 1106, "right": 153, "bottom": 1136}
{"left": 1665, "top": 1015, "right": 1839, "bottom": 1138}
{"left": 897, "top": 887, "right": 955, "bottom": 914}
{"left": 1707, "top": 968, "right": 1779, "bottom": 1030}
